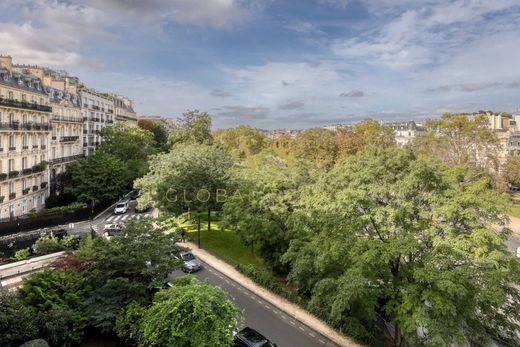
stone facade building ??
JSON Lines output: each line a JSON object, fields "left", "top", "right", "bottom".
{"left": 79, "top": 88, "right": 114, "bottom": 157}
{"left": 0, "top": 55, "right": 51, "bottom": 219}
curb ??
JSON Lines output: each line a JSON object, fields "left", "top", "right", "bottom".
{"left": 184, "top": 242, "right": 363, "bottom": 347}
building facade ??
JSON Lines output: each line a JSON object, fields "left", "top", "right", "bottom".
{"left": 113, "top": 94, "right": 138, "bottom": 125}
{"left": 0, "top": 56, "right": 51, "bottom": 219}
{"left": 80, "top": 88, "right": 114, "bottom": 156}
{"left": 384, "top": 121, "right": 425, "bottom": 146}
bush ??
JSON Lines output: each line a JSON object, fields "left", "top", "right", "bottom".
{"left": 12, "top": 247, "right": 31, "bottom": 261}
{"left": 32, "top": 235, "right": 66, "bottom": 255}
{"left": 0, "top": 292, "right": 39, "bottom": 347}
{"left": 115, "top": 301, "right": 147, "bottom": 345}
{"left": 19, "top": 339, "right": 49, "bottom": 347}
{"left": 235, "top": 264, "right": 301, "bottom": 303}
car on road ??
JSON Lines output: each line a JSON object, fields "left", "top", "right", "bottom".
{"left": 233, "top": 327, "right": 277, "bottom": 347}
{"left": 177, "top": 251, "right": 202, "bottom": 273}
{"left": 114, "top": 201, "right": 129, "bottom": 214}
{"left": 103, "top": 223, "right": 124, "bottom": 238}
{"left": 135, "top": 204, "right": 151, "bottom": 213}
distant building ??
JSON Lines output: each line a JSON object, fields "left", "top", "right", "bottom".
{"left": 384, "top": 121, "right": 425, "bottom": 146}
{"left": 79, "top": 88, "right": 114, "bottom": 156}
{"left": 141, "top": 115, "right": 175, "bottom": 131}
{"left": 112, "top": 94, "right": 138, "bottom": 125}
{"left": 507, "top": 132, "right": 520, "bottom": 156}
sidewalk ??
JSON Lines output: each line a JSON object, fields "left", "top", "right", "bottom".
{"left": 507, "top": 215, "right": 520, "bottom": 235}
{"left": 185, "top": 241, "right": 363, "bottom": 347}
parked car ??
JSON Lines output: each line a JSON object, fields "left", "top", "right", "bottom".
{"left": 177, "top": 251, "right": 202, "bottom": 273}
{"left": 510, "top": 185, "right": 520, "bottom": 192}
{"left": 129, "top": 189, "right": 140, "bottom": 200}
{"left": 135, "top": 204, "right": 151, "bottom": 213}
{"left": 103, "top": 223, "right": 124, "bottom": 238}
{"left": 233, "top": 327, "right": 277, "bottom": 347}
{"left": 114, "top": 201, "right": 128, "bottom": 214}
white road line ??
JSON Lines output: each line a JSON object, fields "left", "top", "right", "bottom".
{"left": 112, "top": 215, "right": 121, "bottom": 221}
{"left": 298, "top": 326, "right": 305, "bottom": 331}
{"left": 319, "top": 339, "right": 325, "bottom": 344}
{"left": 106, "top": 216, "right": 115, "bottom": 222}
{"left": 308, "top": 332, "right": 315, "bottom": 338}
{"left": 121, "top": 215, "right": 129, "bottom": 220}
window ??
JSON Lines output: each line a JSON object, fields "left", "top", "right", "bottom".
{"left": 22, "top": 157, "right": 27, "bottom": 170}
{"left": 22, "top": 179, "right": 27, "bottom": 190}
{"left": 8, "top": 91, "right": 13, "bottom": 99}
{"left": 9, "top": 182, "right": 14, "bottom": 194}
{"left": 22, "top": 200, "right": 27, "bottom": 214}
{"left": 8, "top": 159, "right": 14, "bottom": 172}
{"left": 21, "top": 94, "right": 26, "bottom": 102}
{"left": 8, "top": 135, "right": 15, "bottom": 149}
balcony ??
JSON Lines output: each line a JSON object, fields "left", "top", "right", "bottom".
{"left": 8, "top": 147, "right": 16, "bottom": 151}
{"left": 22, "top": 187, "right": 30, "bottom": 195}
{"left": 0, "top": 173, "right": 6, "bottom": 181}
{"left": 8, "top": 171, "right": 19, "bottom": 178}
{"left": 107, "top": 119, "right": 114, "bottom": 124}
{"left": 49, "top": 154, "right": 84, "bottom": 165}
{"left": 51, "top": 115, "right": 83, "bottom": 123}
{"left": 32, "top": 185, "right": 39, "bottom": 192}
{"left": 41, "top": 182, "right": 48, "bottom": 189}
{"left": 108, "top": 109, "right": 114, "bottom": 114}
{"left": 22, "top": 145, "right": 29, "bottom": 150}
{"left": 32, "top": 145, "right": 38, "bottom": 149}
{"left": 0, "top": 122, "right": 51, "bottom": 132}
{"left": 9, "top": 192, "right": 16, "bottom": 200}
{"left": 22, "top": 168, "right": 32, "bottom": 175}
{"left": 41, "top": 145, "right": 46, "bottom": 150}
{"left": 60, "top": 136, "right": 80, "bottom": 142}
{"left": 0, "top": 97, "right": 52, "bottom": 112}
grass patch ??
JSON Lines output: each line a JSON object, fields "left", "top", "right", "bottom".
{"left": 180, "top": 212, "right": 265, "bottom": 269}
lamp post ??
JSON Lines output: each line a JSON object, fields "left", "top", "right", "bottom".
{"left": 197, "top": 212, "right": 201, "bottom": 249}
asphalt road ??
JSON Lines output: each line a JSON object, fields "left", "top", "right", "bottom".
{"left": 169, "top": 263, "right": 339, "bottom": 347}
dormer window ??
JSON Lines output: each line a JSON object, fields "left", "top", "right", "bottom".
{"left": 18, "top": 78, "right": 23, "bottom": 85}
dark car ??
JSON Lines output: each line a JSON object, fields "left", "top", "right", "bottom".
{"left": 233, "top": 327, "right": 277, "bottom": 347}
{"left": 135, "top": 204, "right": 151, "bottom": 213}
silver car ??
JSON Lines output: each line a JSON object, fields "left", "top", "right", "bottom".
{"left": 179, "top": 251, "right": 201, "bottom": 273}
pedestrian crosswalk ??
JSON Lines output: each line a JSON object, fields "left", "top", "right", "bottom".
{"left": 105, "top": 213, "right": 153, "bottom": 222}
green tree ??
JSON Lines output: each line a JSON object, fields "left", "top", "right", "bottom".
{"left": 81, "top": 219, "right": 180, "bottom": 287}
{"left": 282, "top": 148, "right": 520, "bottom": 345}
{"left": 291, "top": 128, "right": 338, "bottom": 169}
{"left": 169, "top": 110, "right": 213, "bottom": 146}
{"left": 0, "top": 292, "right": 38, "bottom": 347}
{"left": 135, "top": 143, "right": 234, "bottom": 224}
{"left": 19, "top": 269, "right": 91, "bottom": 333}
{"left": 69, "top": 152, "right": 127, "bottom": 210}
{"left": 223, "top": 155, "right": 314, "bottom": 272}
{"left": 87, "top": 278, "right": 148, "bottom": 333}
{"left": 115, "top": 301, "right": 147, "bottom": 346}
{"left": 413, "top": 113, "right": 499, "bottom": 169}
{"left": 98, "top": 123, "right": 156, "bottom": 162}
{"left": 354, "top": 118, "right": 396, "bottom": 148}
{"left": 503, "top": 156, "right": 520, "bottom": 186}
{"left": 213, "top": 125, "right": 269, "bottom": 161}
{"left": 98, "top": 123, "right": 157, "bottom": 183}
{"left": 141, "top": 276, "right": 241, "bottom": 347}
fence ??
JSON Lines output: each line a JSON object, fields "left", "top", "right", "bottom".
{"left": 0, "top": 200, "right": 111, "bottom": 237}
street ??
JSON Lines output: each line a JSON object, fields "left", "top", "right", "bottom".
{"left": 169, "top": 263, "right": 339, "bottom": 347}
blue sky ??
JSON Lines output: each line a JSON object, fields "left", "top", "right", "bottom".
{"left": 1, "top": 0, "right": 520, "bottom": 129}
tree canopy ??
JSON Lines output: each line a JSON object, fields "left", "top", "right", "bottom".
{"left": 282, "top": 147, "right": 520, "bottom": 345}
{"left": 169, "top": 110, "right": 213, "bottom": 146}
{"left": 141, "top": 276, "right": 241, "bottom": 347}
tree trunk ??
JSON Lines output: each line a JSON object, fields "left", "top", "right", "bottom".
{"left": 208, "top": 207, "right": 211, "bottom": 233}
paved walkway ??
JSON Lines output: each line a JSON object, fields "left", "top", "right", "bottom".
{"left": 507, "top": 215, "right": 520, "bottom": 235}
{"left": 184, "top": 241, "right": 363, "bottom": 347}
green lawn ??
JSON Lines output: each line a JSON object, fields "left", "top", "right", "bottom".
{"left": 179, "top": 213, "right": 265, "bottom": 269}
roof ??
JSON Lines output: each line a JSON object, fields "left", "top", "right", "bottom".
{"left": 0, "top": 69, "right": 47, "bottom": 95}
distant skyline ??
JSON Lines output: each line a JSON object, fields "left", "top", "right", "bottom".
{"left": 1, "top": 0, "right": 520, "bottom": 129}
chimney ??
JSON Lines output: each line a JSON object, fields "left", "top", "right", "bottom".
{"left": 0, "top": 55, "right": 13, "bottom": 71}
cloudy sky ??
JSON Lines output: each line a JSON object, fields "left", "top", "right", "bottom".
{"left": 1, "top": 0, "right": 520, "bottom": 129}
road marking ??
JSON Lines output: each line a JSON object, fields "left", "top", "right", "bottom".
{"left": 106, "top": 216, "right": 115, "bottom": 222}
{"left": 308, "top": 332, "right": 315, "bottom": 338}
{"left": 289, "top": 320, "right": 296, "bottom": 326}
{"left": 319, "top": 339, "right": 325, "bottom": 344}
{"left": 280, "top": 315, "right": 287, "bottom": 320}
{"left": 112, "top": 215, "right": 121, "bottom": 221}
{"left": 298, "top": 326, "right": 305, "bottom": 331}
{"left": 121, "top": 215, "right": 129, "bottom": 220}
{"left": 264, "top": 304, "right": 270, "bottom": 310}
